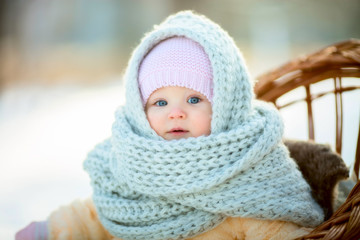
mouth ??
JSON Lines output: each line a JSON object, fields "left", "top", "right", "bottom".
{"left": 168, "top": 128, "right": 189, "bottom": 135}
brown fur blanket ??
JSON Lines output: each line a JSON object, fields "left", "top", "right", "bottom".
{"left": 284, "top": 139, "right": 349, "bottom": 220}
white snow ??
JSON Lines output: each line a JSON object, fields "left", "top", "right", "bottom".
{"left": 0, "top": 80, "right": 125, "bottom": 240}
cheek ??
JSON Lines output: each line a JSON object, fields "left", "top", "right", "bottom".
{"left": 146, "top": 110, "right": 164, "bottom": 133}
{"left": 192, "top": 111, "right": 212, "bottom": 136}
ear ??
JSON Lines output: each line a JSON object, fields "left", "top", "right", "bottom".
{"left": 284, "top": 139, "right": 349, "bottom": 220}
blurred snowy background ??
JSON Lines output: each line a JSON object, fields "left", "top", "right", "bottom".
{"left": 0, "top": 0, "right": 359, "bottom": 239}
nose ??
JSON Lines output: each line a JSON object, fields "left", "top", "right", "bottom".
{"left": 168, "top": 107, "right": 186, "bottom": 119}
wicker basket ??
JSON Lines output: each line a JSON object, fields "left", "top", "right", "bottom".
{"left": 255, "top": 39, "right": 360, "bottom": 240}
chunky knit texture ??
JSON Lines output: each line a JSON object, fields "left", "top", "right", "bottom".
{"left": 84, "top": 11, "right": 324, "bottom": 240}
{"left": 138, "top": 37, "right": 213, "bottom": 105}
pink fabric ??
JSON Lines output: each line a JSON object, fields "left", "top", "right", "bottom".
{"left": 15, "top": 221, "right": 48, "bottom": 240}
{"left": 138, "top": 37, "right": 213, "bottom": 105}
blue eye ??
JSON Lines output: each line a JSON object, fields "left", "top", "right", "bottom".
{"left": 155, "top": 100, "right": 167, "bottom": 106}
{"left": 188, "top": 97, "right": 200, "bottom": 104}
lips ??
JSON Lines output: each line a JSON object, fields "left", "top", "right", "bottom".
{"left": 168, "top": 128, "right": 189, "bottom": 134}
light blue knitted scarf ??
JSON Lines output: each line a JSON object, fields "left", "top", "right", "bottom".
{"left": 84, "top": 11, "right": 324, "bottom": 240}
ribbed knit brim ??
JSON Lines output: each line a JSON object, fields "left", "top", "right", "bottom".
{"left": 138, "top": 37, "right": 213, "bottom": 105}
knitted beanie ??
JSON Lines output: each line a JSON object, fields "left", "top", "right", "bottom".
{"left": 138, "top": 37, "right": 213, "bottom": 105}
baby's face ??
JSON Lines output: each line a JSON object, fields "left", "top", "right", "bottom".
{"left": 145, "top": 86, "right": 212, "bottom": 140}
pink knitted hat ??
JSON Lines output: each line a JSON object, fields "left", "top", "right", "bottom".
{"left": 138, "top": 37, "right": 213, "bottom": 105}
